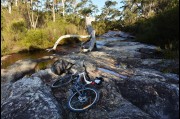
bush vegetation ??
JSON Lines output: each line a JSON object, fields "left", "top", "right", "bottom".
{"left": 121, "top": 5, "right": 179, "bottom": 59}
{"left": 1, "top": 10, "right": 87, "bottom": 55}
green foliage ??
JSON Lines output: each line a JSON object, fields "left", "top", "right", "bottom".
{"left": 121, "top": 4, "right": 179, "bottom": 59}
{"left": 1, "top": 41, "right": 10, "bottom": 55}
{"left": 135, "top": 5, "right": 179, "bottom": 50}
{"left": 93, "top": 21, "right": 107, "bottom": 35}
{"left": 11, "top": 20, "right": 27, "bottom": 32}
{"left": 79, "top": 8, "right": 92, "bottom": 16}
{"left": 94, "top": 20, "right": 124, "bottom": 35}
{"left": 15, "top": 18, "right": 86, "bottom": 52}
{"left": 105, "top": 0, "right": 117, "bottom": 8}
{"left": 1, "top": 14, "right": 5, "bottom": 30}
{"left": 162, "top": 49, "right": 179, "bottom": 59}
{"left": 99, "top": 0, "right": 119, "bottom": 20}
{"left": 18, "top": 29, "right": 53, "bottom": 50}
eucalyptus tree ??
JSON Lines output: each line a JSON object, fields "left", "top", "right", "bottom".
{"left": 7, "top": 0, "right": 13, "bottom": 14}
{"left": 75, "top": 0, "right": 98, "bottom": 17}
{"left": 44, "top": 0, "right": 59, "bottom": 22}
{"left": 99, "top": 0, "right": 119, "bottom": 21}
{"left": 120, "top": 0, "right": 178, "bottom": 20}
{"left": 61, "top": 0, "right": 65, "bottom": 16}
{"left": 15, "top": 0, "right": 18, "bottom": 6}
{"left": 45, "top": 0, "right": 52, "bottom": 11}
{"left": 65, "top": 0, "right": 77, "bottom": 15}
{"left": 1, "top": 0, "right": 20, "bottom": 13}
{"left": 154, "top": 0, "right": 179, "bottom": 13}
{"left": 52, "top": 0, "right": 56, "bottom": 21}
{"left": 58, "top": 0, "right": 70, "bottom": 17}
{"left": 25, "top": 0, "right": 41, "bottom": 29}
{"left": 74, "top": 0, "right": 88, "bottom": 16}
{"left": 87, "top": 0, "right": 99, "bottom": 15}
{"left": 120, "top": 0, "right": 139, "bottom": 24}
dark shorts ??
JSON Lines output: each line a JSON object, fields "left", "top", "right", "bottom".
{"left": 86, "top": 25, "right": 94, "bottom": 35}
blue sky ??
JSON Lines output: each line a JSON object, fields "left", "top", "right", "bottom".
{"left": 91, "top": 0, "right": 123, "bottom": 14}
{"left": 91, "top": 0, "right": 105, "bottom": 10}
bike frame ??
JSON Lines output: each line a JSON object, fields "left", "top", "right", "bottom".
{"left": 77, "top": 72, "right": 92, "bottom": 84}
{"left": 71, "top": 71, "right": 92, "bottom": 97}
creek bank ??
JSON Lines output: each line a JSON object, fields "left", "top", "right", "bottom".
{"left": 1, "top": 31, "right": 179, "bottom": 119}
{"left": 1, "top": 56, "right": 55, "bottom": 83}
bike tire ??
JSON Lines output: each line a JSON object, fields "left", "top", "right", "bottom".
{"left": 67, "top": 87, "right": 99, "bottom": 112}
{"left": 51, "top": 75, "right": 72, "bottom": 88}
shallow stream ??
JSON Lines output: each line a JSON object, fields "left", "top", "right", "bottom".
{"left": 1, "top": 37, "right": 126, "bottom": 69}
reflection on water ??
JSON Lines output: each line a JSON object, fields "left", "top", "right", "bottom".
{"left": 1, "top": 50, "right": 52, "bottom": 69}
{"left": 1, "top": 45, "right": 79, "bottom": 69}
{"left": 35, "top": 59, "right": 55, "bottom": 72}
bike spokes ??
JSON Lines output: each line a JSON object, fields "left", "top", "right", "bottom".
{"left": 68, "top": 88, "right": 99, "bottom": 112}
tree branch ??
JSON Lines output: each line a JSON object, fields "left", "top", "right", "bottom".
{"left": 46, "top": 34, "right": 90, "bottom": 52}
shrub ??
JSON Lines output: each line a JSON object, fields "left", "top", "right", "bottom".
{"left": 11, "top": 20, "right": 27, "bottom": 32}
{"left": 124, "top": 5, "right": 179, "bottom": 51}
{"left": 19, "top": 29, "right": 53, "bottom": 50}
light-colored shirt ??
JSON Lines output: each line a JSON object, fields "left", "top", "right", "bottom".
{"left": 85, "top": 16, "right": 95, "bottom": 26}
{"left": 82, "top": 16, "right": 96, "bottom": 52}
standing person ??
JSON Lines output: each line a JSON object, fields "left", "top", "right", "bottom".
{"left": 81, "top": 13, "right": 97, "bottom": 52}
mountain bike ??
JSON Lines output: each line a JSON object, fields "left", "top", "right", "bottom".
{"left": 51, "top": 61, "right": 103, "bottom": 112}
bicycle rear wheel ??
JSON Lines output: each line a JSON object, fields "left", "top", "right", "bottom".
{"left": 51, "top": 75, "right": 72, "bottom": 88}
{"left": 68, "top": 87, "right": 99, "bottom": 112}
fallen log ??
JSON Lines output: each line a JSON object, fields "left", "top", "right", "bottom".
{"left": 46, "top": 34, "right": 90, "bottom": 52}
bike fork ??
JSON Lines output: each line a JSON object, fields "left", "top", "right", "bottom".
{"left": 74, "top": 87, "right": 85, "bottom": 97}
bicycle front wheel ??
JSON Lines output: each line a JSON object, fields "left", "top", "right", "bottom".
{"left": 68, "top": 87, "right": 99, "bottom": 112}
{"left": 51, "top": 75, "right": 72, "bottom": 88}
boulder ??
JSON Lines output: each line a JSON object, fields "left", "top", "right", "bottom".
{"left": 1, "top": 56, "right": 55, "bottom": 83}
{"left": 1, "top": 77, "right": 62, "bottom": 119}
{"left": 117, "top": 68, "right": 179, "bottom": 119}
{"left": 100, "top": 30, "right": 135, "bottom": 39}
{"left": 1, "top": 59, "right": 37, "bottom": 83}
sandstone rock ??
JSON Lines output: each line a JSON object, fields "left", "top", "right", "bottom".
{"left": 1, "top": 77, "right": 62, "bottom": 119}
{"left": 1, "top": 59, "right": 37, "bottom": 83}
{"left": 117, "top": 69, "right": 179, "bottom": 119}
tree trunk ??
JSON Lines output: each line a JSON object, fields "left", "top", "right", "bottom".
{"left": 15, "top": 0, "right": 18, "bottom": 6}
{"left": 52, "top": 0, "right": 56, "bottom": 22}
{"left": 62, "top": 0, "right": 65, "bottom": 16}
{"left": 46, "top": 35, "right": 90, "bottom": 52}
{"left": 8, "top": 2, "right": 12, "bottom": 14}
{"left": 27, "top": 0, "right": 39, "bottom": 29}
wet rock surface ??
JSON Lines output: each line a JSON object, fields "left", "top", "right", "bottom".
{"left": 1, "top": 31, "right": 179, "bottom": 119}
